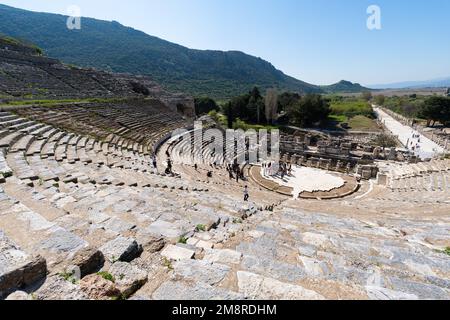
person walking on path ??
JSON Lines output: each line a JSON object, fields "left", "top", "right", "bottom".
{"left": 243, "top": 186, "right": 249, "bottom": 202}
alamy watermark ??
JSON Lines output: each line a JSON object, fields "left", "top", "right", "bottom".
{"left": 67, "top": 5, "right": 82, "bottom": 30}
{"left": 367, "top": 5, "right": 382, "bottom": 30}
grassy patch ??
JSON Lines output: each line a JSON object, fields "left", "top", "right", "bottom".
{"left": 163, "top": 257, "right": 173, "bottom": 270}
{"left": 444, "top": 247, "right": 450, "bottom": 256}
{"left": 208, "top": 111, "right": 279, "bottom": 131}
{"left": 0, "top": 97, "right": 131, "bottom": 107}
{"left": 347, "top": 115, "right": 380, "bottom": 131}
{"left": 178, "top": 236, "right": 188, "bottom": 244}
{"left": 97, "top": 271, "right": 115, "bottom": 283}
{"left": 330, "top": 99, "right": 374, "bottom": 118}
{"left": 232, "top": 118, "right": 279, "bottom": 131}
{"left": 328, "top": 114, "right": 347, "bottom": 123}
{"left": 324, "top": 97, "right": 379, "bottom": 131}
{"left": 111, "top": 293, "right": 127, "bottom": 301}
{"left": 232, "top": 218, "right": 243, "bottom": 224}
{"left": 59, "top": 271, "right": 77, "bottom": 284}
{"left": 195, "top": 224, "right": 206, "bottom": 232}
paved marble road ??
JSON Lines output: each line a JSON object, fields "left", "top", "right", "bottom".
{"left": 374, "top": 107, "right": 444, "bottom": 160}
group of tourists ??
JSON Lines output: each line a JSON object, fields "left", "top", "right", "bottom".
{"left": 407, "top": 131, "right": 422, "bottom": 153}
{"left": 152, "top": 153, "right": 250, "bottom": 202}
{"left": 226, "top": 161, "right": 245, "bottom": 183}
{"left": 262, "top": 161, "right": 293, "bottom": 179}
{"left": 151, "top": 153, "right": 173, "bottom": 175}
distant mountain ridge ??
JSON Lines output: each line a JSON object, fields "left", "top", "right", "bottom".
{"left": 0, "top": 4, "right": 372, "bottom": 99}
{"left": 321, "top": 80, "right": 372, "bottom": 93}
{"left": 0, "top": 4, "right": 320, "bottom": 99}
{"left": 370, "top": 77, "right": 450, "bottom": 89}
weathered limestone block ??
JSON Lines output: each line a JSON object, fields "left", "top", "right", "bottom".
{"left": 161, "top": 244, "right": 195, "bottom": 261}
{"left": 152, "top": 280, "right": 243, "bottom": 300}
{"left": 173, "top": 259, "right": 230, "bottom": 286}
{"left": 0, "top": 231, "right": 47, "bottom": 298}
{"left": 99, "top": 236, "right": 142, "bottom": 263}
{"left": 237, "top": 271, "right": 324, "bottom": 300}
{"left": 145, "top": 220, "right": 185, "bottom": 239}
{"left": 203, "top": 249, "right": 243, "bottom": 265}
{"left": 301, "top": 232, "right": 331, "bottom": 248}
{"left": 195, "top": 240, "right": 214, "bottom": 250}
{"left": 34, "top": 275, "right": 88, "bottom": 300}
{"left": 69, "top": 246, "right": 104, "bottom": 277}
{"left": 79, "top": 274, "right": 120, "bottom": 300}
{"left": 366, "top": 286, "right": 419, "bottom": 300}
{"left": 108, "top": 262, "right": 148, "bottom": 298}
{"left": 135, "top": 232, "right": 166, "bottom": 253}
{"left": 38, "top": 228, "right": 87, "bottom": 254}
{"left": 298, "top": 256, "right": 330, "bottom": 277}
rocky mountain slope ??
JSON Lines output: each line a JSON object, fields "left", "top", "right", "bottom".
{"left": 0, "top": 4, "right": 323, "bottom": 99}
{"left": 0, "top": 36, "right": 194, "bottom": 117}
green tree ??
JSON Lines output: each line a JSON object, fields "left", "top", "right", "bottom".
{"left": 194, "top": 97, "right": 219, "bottom": 116}
{"left": 372, "top": 133, "right": 398, "bottom": 150}
{"left": 265, "top": 88, "right": 278, "bottom": 125}
{"left": 287, "top": 94, "right": 331, "bottom": 127}
{"left": 374, "top": 94, "right": 385, "bottom": 106}
{"left": 223, "top": 103, "right": 235, "bottom": 129}
{"left": 277, "top": 92, "right": 301, "bottom": 113}
{"left": 419, "top": 96, "right": 450, "bottom": 127}
{"left": 223, "top": 87, "right": 266, "bottom": 125}
{"left": 247, "top": 87, "right": 265, "bottom": 124}
{"left": 362, "top": 91, "right": 373, "bottom": 101}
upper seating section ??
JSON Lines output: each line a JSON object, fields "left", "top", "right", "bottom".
{"left": 11, "top": 100, "right": 190, "bottom": 154}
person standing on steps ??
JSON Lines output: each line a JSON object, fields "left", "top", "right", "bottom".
{"left": 166, "top": 158, "right": 172, "bottom": 174}
{"left": 229, "top": 169, "right": 234, "bottom": 180}
{"left": 152, "top": 155, "right": 157, "bottom": 171}
{"left": 243, "top": 185, "right": 249, "bottom": 202}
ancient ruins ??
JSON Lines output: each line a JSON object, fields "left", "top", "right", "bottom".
{"left": 0, "top": 37, "right": 449, "bottom": 301}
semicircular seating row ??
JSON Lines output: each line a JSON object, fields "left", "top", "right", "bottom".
{"left": 0, "top": 109, "right": 259, "bottom": 298}
{"left": 169, "top": 130, "right": 263, "bottom": 168}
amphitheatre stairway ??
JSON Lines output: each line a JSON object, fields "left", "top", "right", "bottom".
{"left": 0, "top": 103, "right": 449, "bottom": 300}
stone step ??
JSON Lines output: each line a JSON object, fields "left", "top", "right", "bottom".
{"left": 8, "top": 121, "right": 36, "bottom": 132}
{"left": 0, "top": 192, "right": 92, "bottom": 272}
{"left": 0, "top": 230, "right": 47, "bottom": 299}
{"left": 0, "top": 118, "right": 26, "bottom": 129}
{"left": 9, "top": 135, "right": 35, "bottom": 153}
{"left": 0, "top": 131, "right": 23, "bottom": 149}
{"left": 6, "top": 152, "right": 39, "bottom": 181}
{"left": 19, "top": 123, "right": 45, "bottom": 135}
{"left": 26, "top": 139, "right": 47, "bottom": 156}
{"left": 0, "top": 114, "right": 18, "bottom": 122}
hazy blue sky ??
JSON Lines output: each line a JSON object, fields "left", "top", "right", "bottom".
{"left": 2, "top": 0, "right": 450, "bottom": 85}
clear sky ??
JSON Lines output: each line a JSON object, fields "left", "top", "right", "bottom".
{"left": 2, "top": 0, "right": 450, "bottom": 86}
